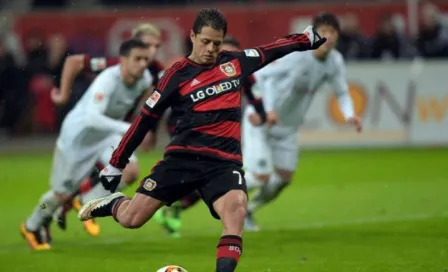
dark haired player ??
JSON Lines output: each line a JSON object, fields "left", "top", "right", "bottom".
{"left": 243, "top": 13, "right": 363, "bottom": 231}
{"left": 78, "top": 8, "right": 325, "bottom": 272}
{"left": 153, "top": 35, "right": 265, "bottom": 237}
{"left": 20, "top": 39, "right": 152, "bottom": 250}
{"left": 50, "top": 23, "right": 165, "bottom": 236}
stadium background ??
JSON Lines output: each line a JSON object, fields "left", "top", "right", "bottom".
{"left": 0, "top": 0, "right": 447, "bottom": 271}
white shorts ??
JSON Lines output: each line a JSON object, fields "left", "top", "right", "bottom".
{"left": 50, "top": 134, "right": 137, "bottom": 194}
{"left": 242, "top": 110, "right": 299, "bottom": 175}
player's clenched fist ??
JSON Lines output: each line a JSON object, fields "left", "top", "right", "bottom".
{"left": 99, "top": 165, "right": 122, "bottom": 193}
{"left": 266, "top": 111, "right": 280, "bottom": 128}
{"left": 302, "top": 25, "right": 327, "bottom": 49}
{"left": 347, "top": 116, "right": 363, "bottom": 133}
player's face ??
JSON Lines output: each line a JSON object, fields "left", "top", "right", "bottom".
{"left": 315, "top": 24, "right": 339, "bottom": 54}
{"left": 125, "top": 48, "right": 150, "bottom": 78}
{"left": 190, "top": 26, "right": 224, "bottom": 65}
{"left": 139, "top": 34, "right": 161, "bottom": 62}
{"left": 221, "top": 44, "right": 239, "bottom": 52}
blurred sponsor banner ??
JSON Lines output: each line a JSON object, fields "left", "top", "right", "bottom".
{"left": 13, "top": 2, "right": 448, "bottom": 62}
{"left": 299, "top": 61, "right": 448, "bottom": 147}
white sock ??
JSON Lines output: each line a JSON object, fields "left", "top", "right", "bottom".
{"left": 80, "top": 180, "right": 129, "bottom": 204}
{"left": 245, "top": 171, "right": 264, "bottom": 191}
{"left": 26, "top": 191, "right": 60, "bottom": 231}
{"left": 80, "top": 183, "right": 111, "bottom": 204}
{"left": 248, "top": 172, "right": 289, "bottom": 213}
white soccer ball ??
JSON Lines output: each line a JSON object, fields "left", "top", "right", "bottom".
{"left": 156, "top": 265, "right": 188, "bottom": 272}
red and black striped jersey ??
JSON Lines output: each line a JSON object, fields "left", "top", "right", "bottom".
{"left": 165, "top": 74, "right": 262, "bottom": 137}
{"left": 110, "top": 33, "right": 313, "bottom": 169}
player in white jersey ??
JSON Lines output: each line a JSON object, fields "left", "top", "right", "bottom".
{"left": 20, "top": 39, "right": 152, "bottom": 250}
{"left": 242, "top": 13, "right": 363, "bottom": 231}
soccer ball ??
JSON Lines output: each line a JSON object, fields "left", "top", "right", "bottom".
{"left": 156, "top": 265, "right": 188, "bottom": 272}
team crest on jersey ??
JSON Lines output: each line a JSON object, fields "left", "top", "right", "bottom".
{"left": 220, "top": 62, "right": 236, "bottom": 77}
{"left": 146, "top": 91, "right": 161, "bottom": 108}
{"left": 143, "top": 178, "right": 157, "bottom": 191}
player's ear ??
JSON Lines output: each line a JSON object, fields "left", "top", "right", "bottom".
{"left": 190, "top": 30, "right": 195, "bottom": 42}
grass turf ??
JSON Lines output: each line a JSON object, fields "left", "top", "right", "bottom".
{"left": 0, "top": 148, "right": 447, "bottom": 271}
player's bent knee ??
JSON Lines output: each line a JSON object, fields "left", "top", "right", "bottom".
{"left": 120, "top": 216, "right": 145, "bottom": 229}
{"left": 118, "top": 209, "right": 147, "bottom": 229}
{"left": 54, "top": 192, "right": 72, "bottom": 204}
{"left": 253, "top": 173, "right": 270, "bottom": 184}
{"left": 275, "top": 169, "right": 294, "bottom": 184}
{"left": 118, "top": 193, "right": 161, "bottom": 229}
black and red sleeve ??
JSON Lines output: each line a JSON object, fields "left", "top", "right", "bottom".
{"left": 109, "top": 63, "right": 182, "bottom": 169}
{"left": 242, "top": 75, "right": 266, "bottom": 123}
{"left": 233, "top": 34, "right": 313, "bottom": 77}
{"left": 148, "top": 59, "right": 165, "bottom": 87}
{"left": 83, "top": 55, "right": 120, "bottom": 72}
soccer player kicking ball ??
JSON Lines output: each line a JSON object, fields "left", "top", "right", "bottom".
{"left": 242, "top": 13, "right": 363, "bottom": 231}
{"left": 20, "top": 39, "right": 153, "bottom": 250}
{"left": 78, "top": 8, "right": 325, "bottom": 272}
{"left": 153, "top": 35, "right": 266, "bottom": 238}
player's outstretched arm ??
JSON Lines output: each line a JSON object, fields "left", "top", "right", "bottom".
{"left": 108, "top": 66, "right": 180, "bottom": 170}
{"left": 329, "top": 53, "right": 362, "bottom": 132}
{"left": 52, "top": 54, "right": 119, "bottom": 105}
{"left": 236, "top": 26, "right": 326, "bottom": 78}
{"left": 83, "top": 72, "right": 131, "bottom": 134}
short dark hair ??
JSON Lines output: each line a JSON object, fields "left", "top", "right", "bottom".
{"left": 192, "top": 8, "right": 227, "bottom": 36}
{"left": 223, "top": 35, "right": 240, "bottom": 48}
{"left": 119, "top": 39, "right": 149, "bottom": 57}
{"left": 313, "top": 12, "right": 340, "bottom": 33}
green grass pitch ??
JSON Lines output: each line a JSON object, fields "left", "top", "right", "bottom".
{"left": 0, "top": 148, "right": 447, "bottom": 271}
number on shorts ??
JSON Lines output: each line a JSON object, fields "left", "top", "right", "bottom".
{"left": 232, "top": 170, "right": 243, "bottom": 185}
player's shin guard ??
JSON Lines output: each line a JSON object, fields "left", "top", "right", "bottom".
{"left": 26, "top": 191, "right": 60, "bottom": 231}
{"left": 216, "top": 235, "right": 242, "bottom": 272}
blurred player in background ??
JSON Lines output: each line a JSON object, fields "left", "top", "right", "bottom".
{"left": 77, "top": 8, "right": 325, "bottom": 272}
{"left": 242, "top": 13, "right": 363, "bottom": 231}
{"left": 153, "top": 35, "right": 265, "bottom": 238}
{"left": 20, "top": 39, "right": 152, "bottom": 250}
{"left": 51, "top": 23, "right": 164, "bottom": 236}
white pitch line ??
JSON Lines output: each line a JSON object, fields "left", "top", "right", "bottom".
{"left": 1, "top": 212, "right": 447, "bottom": 254}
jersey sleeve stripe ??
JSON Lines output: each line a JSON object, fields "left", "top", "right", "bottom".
{"left": 141, "top": 107, "right": 160, "bottom": 118}
{"left": 263, "top": 40, "right": 298, "bottom": 50}
{"left": 254, "top": 48, "right": 265, "bottom": 64}
{"left": 110, "top": 115, "right": 142, "bottom": 167}
{"left": 158, "top": 59, "right": 186, "bottom": 91}
{"left": 83, "top": 55, "right": 92, "bottom": 71}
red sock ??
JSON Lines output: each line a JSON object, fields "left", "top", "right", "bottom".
{"left": 112, "top": 197, "right": 130, "bottom": 222}
{"left": 79, "top": 177, "right": 94, "bottom": 194}
{"left": 216, "top": 235, "right": 242, "bottom": 272}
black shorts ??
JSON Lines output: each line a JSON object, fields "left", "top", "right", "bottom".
{"left": 136, "top": 153, "right": 247, "bottom": 219}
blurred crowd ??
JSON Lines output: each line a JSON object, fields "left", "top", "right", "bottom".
{"left": 0, "top": 1, "right": 447, "bottom": 138}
